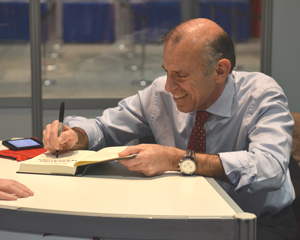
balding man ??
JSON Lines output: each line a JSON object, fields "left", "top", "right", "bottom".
{"left": 43, "top": 19, "right": 297, "bottom": 239}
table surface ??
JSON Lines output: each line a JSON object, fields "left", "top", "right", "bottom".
{"left": 0, "top": 143, "right": 242, "bottom": 220}
{"left": 0, "top": 161, "right": 243, "bottom": 219}
{"left": 0, "top": 142, "right": 254, "bottom": 240}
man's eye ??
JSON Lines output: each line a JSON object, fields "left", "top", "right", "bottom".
{"left": 178, "top": 74, "right": 188, "bottom": 78}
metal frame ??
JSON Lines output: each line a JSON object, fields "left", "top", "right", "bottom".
{"left": 0, "top": 208, "right": 242, "bottom": 240}
{"left": 30, "top": 0, "right": 43, "bottom": 140}
{"left": 260, "top": 0, "right": 273, "bottom": 75}
{"left": 0, "top": 98, "right": 122, "bottom": 110}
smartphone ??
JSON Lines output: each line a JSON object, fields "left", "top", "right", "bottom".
{"left": 2, "top": 138, "right": 44, "bottom": 151}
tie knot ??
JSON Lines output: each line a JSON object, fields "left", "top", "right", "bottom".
{"left": 195, "top": 111, "right": 211, "bottom": 124}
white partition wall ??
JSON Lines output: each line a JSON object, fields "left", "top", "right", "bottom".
{"left": 270, "top": 0, "right": 300, "bottom": 112}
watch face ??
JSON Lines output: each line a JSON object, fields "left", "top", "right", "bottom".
{"left": 180, "top": 159, "right": 196, "bottom": 175}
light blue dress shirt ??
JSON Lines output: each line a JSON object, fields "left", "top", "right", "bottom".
{"left": 65, "top": 71, "right": 295, "bottom": 217}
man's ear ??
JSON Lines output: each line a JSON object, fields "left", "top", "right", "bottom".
{"left": 215, "top": 59, "right": 231, "bottom": 82}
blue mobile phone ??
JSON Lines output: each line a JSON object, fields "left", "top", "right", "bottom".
{"left": 2, "top": 138, "right": 43, "bottom": 151}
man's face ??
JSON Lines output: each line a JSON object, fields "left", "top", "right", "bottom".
{"left": 163, "top": 41, "right": 220, "bottom": 113}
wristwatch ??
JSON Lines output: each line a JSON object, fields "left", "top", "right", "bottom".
{"left": 179, "top": 149, "right": 197, "bottom": 175}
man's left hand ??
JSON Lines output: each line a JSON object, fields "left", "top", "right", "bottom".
{"left": 118, "top": 144, "right": 183, "bottom": 177}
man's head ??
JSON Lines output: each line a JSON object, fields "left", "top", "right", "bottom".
{"left": 161, "top": 18, "right": 235, "bottom": 113}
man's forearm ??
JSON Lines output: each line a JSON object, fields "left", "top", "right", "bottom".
{"left": 195, "top": 153, "right": 230, "bottom": 182}
{"left": 71, "top": 127, "right": 89, "bottom": 150}
{"left": 166, "top": 146, "right": 229, "bottom": 182}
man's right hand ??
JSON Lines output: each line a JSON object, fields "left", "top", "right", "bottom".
{"left": 43, "top": 120, "right": 79, "bottom": 154}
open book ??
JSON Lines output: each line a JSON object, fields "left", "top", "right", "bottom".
{"left": 17, "top": 146, "right": 136, "bottom": 176}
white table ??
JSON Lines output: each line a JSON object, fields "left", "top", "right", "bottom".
{"left": 0, "top": 143, "right": 256, "bottom": 240}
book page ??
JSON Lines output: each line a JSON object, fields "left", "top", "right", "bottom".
{"left": 21, "top": 150, "right": 95, "bottom": 167}
{"left": 75, "top": 146, "right": 134, "bottom": 166}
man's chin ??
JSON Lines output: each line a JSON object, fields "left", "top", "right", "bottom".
{"left": 176, "top": 105, "right": 191, "bottom": 113}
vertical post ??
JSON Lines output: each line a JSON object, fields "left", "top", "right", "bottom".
{"left": 234, "top": 212, "right": 257, "bottom": 240}
{"left": 140, "top": 15, "right": 146, "bottom": 83}
{"left": 231, "top": 8, "right": 238, "bottom": 43}
{"left": 260, "top": 0, "right": 273, "bottom": 75}
{"left": 181, "top": 0, "right": 198, "bottom": 22}
{"left": 30, "top": 0, "right": 43, "bottom": 140}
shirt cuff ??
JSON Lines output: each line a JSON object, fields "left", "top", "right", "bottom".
{"left": 219, "top": 150, "right": 256, "bottom": 194}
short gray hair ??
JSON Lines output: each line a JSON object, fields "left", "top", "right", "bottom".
{"left": 202, "top": 31, "right": 236, "bottom": 76}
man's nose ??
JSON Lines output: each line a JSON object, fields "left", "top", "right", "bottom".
{"left": 165, "top": 75, "right": 178, "bottom": 92}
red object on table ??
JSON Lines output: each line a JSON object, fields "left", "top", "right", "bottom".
{"left": 0, "top": 148, "right": 47, "bottom": 161}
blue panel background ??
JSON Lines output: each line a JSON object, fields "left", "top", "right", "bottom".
{"left": 63, "top": 2, "right": 114, "bottom": 43}
{"left": 199, "top": 1, "right": 250, "bottom": 41}
{"left": 0, "top": 2, "right": 47, "bottom": 41}
{"left": 131, "top": 1, "right": 181, "bottom": 43}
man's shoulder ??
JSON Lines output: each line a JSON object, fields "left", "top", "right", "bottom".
{"left": 151, "top": 75, "right": 167, "bottom": 92}
{"left": 146, "top": 75, "right": 173, "bottom": 99}
{"left": 232, "top": 71, "right": 284, "bottom": 97}
{"left": 137, "top": 75, "right": 173, "bottom": 107}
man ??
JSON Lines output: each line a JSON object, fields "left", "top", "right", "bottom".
{"left": 0, "top": 178, "right": 34, "bottom": 200}
{"left": 43, "top": 18, "right": 297, "bottom": 239}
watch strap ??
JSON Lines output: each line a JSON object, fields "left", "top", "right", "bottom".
{"left": 184, "top": 149, "right": 195, "bottom": 160}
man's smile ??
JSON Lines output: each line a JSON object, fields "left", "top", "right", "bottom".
{"left": 173, "top": 93, "right": 188, "bottom": 99}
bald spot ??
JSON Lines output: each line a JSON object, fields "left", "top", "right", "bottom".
{"left": 165, "top": 18, "right": 225, "bottom": 60}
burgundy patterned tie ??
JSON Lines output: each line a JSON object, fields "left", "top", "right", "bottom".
{"left": 187, "top": 111, "right": 211, "bottom": 153}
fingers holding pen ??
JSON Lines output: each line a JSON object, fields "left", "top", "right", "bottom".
{"left": 43, "top": 120, "right": 60, "bottom": 153}
{"left": 58, "top": 125, "right": 79, "bottom": 152}
{"left": 43, "top": 120, "right": 77, "bottom": 154}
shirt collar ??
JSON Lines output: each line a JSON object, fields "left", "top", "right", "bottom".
{"left": 206, "top": 73, "right": 235, "bottom": 118}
